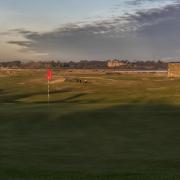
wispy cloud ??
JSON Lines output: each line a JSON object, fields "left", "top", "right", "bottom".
{"left": 126, "top": 0, "right": 178, "bottom": 5}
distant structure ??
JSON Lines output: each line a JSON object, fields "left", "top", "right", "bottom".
{"left": 168, "top": 63, "right": 180, "bottom": 78}
{"left": 107, "top": 59, "right": 126, "bottom": 68}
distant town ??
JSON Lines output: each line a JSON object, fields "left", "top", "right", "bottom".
{"left": 0, "top": 59, "right": 168, "bottom": 70}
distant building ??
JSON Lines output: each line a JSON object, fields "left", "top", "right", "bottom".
{"left": 107, "top": 59, "right": 126, "bottom": 68}
{"left": 168, "top": 63, "right": 180, "bottom": 78}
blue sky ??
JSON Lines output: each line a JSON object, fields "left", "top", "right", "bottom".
{"left": 0, "top": 0, "right": 123, "bottom": 31}
{"left": 0, "top": 0, "right": 180, "bottom": 61}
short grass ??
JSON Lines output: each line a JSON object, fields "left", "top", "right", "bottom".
{"left": 1, "top": 69, "right": 180, "bottom": 179}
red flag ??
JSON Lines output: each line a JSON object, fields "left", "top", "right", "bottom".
{"left": 47, "top": 69, "right": 52, "bottom": 81}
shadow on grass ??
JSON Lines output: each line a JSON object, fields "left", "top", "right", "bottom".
{"left": 0, "top": 89, "right": 8, "bottom": 96}
{"left": 36, "top": 93, "right": 96, "bottom": 104}
{"left": 1, "top": 102, "right": 180, "bottom": 179}
{"left": 0, "top": 87, "right": 73, "bottom": 103}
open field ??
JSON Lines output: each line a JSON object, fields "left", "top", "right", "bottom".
{"left": 1, "top": 69, "right": 180, "bottom": 179}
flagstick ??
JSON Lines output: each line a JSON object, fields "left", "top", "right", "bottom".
{"left": 48, "top": 79, "right": 50, "bottom": 104}
{"left": 47, "top": 68, "right": 52, "bottom": 104}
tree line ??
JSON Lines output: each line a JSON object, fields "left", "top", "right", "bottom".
{"left": 0, "top": 60, "right": 167, "bottom": 70}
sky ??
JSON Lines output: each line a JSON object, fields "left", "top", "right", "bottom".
{"left": 1, "top": 0, "right": 180, "bottom": 61}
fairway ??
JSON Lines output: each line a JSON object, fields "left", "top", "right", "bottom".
{"left": 1, "top": 69, "right": 180, "bottom": 180}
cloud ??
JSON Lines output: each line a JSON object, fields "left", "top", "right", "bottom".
{"left": 126, "top": 0, "right": 178, "bottom": 6}
{"left": 8, "top": 2, "right": 180, "bottom": 61}
{"left": 126, "top": 0, "right": 158, "bottom": 5}
{"left": 135, "top": 4, "right": 180, "bottom": 56}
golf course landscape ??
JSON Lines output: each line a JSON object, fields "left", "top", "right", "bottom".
{"left": 1, "top": 69, "right": 180, "bottom": 180}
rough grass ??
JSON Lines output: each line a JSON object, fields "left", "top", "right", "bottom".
{"left": 1, "top": 69, "right": 180, "bottom": 179}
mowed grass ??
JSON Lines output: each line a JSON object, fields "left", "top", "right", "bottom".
{"left": 1, "top": 69, "right": 180, "bottom": 179}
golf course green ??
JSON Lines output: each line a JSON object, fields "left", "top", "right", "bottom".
{"left": 1, "top": 69, "right": 180, "bottom": 179}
